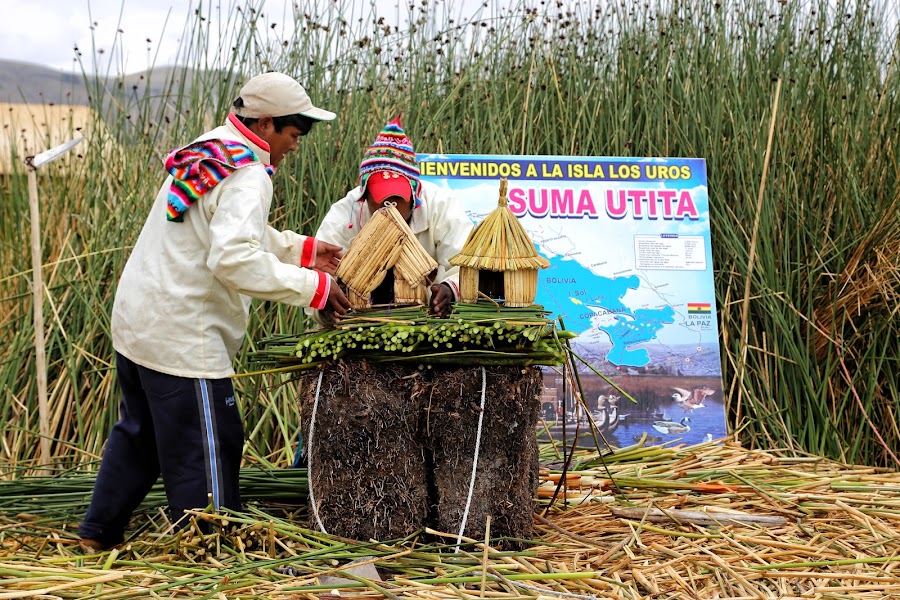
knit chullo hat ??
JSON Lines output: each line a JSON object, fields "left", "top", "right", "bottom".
{"left": 358, "top": 116, "right": 422, "bottom": 208}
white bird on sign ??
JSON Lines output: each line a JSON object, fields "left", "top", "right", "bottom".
{"left": 652, "top": 416, "right": 691, "bottom": 435}
{"left": 672, "top": 387, "right": 692, "bottom": 404}
{"left": 672, "top": 386, "right": 714, "bottom": 411}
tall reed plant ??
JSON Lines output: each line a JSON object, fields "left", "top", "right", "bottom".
{"left": 0, "top": 0, "right": 897, "bottom": 472}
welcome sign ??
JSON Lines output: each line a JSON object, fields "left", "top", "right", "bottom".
{"left": 419, "top": 154, "right": 726, "bottom": 447}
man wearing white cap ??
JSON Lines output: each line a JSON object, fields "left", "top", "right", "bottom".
{"left": 78, "top": 72, "right": 351, "bottom": 551}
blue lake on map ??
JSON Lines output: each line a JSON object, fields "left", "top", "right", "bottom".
{"left": 534, "top": 253, "right": 678, "bottom": 368}
{"left": 534, "top": 253, "right": 636, "bottom": 333}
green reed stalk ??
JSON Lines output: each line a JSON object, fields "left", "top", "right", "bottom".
{"left": 0, "top": 0, "right": 897, "bottom": 472}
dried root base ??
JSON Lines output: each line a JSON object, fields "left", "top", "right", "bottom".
{"left": 299, "top": 359, "right": 542, "bottom": 543}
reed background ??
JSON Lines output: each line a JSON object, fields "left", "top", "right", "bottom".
{"left": 1, "top": 0, "right": 897, "bottom": 473}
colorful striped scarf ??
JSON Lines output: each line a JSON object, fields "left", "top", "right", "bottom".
{"left": 165, "top": 139, "right": 275, "bottom": 222}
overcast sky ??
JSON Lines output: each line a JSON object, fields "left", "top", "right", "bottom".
{"left": 1, "top": 0, "right": 503, "bottom": 74}
{"left": 3, "top": 0, "right": 194, "bottom": 72}
{"left": 3, "top": 0, "right": 898, "bottom": 74}
{"left": 0, "top": 0, "right": 475, "bottom": 74}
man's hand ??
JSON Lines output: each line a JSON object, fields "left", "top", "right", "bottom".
{"left": 326, "top": 278, "right": 352, "bottom": 316}
{"left": 315, "top": 241, "right": 344, "bottom": 275}
{"left": 430, "top": 283, "right": 454, "bottom": 318}
{"left": 425, "top": 267, "right": 438, "bottom": 286}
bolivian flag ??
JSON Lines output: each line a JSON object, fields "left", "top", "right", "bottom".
{"left": 687, "top": 302, "right": 712, "bottom": 314}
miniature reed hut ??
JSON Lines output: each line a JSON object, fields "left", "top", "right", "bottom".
{"left": 450, "top": 178, "right": 549, "bottom": 307}
{"left": 335, "top": 203, "right": 438, "bottom": 309}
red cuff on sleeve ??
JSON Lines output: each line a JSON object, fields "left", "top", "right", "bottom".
{"left": 311, "top": 272, "right": 330, "bottom": 310}
{"left": 447, "top": 281, "right": 459, "bottom": 301}
{"left": 300, "top": 237, "right": 317, "bottom": 268}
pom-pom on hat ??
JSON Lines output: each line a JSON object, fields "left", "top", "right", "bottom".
{"left": 358, "top": 116, "right": 422, "bottom": 207}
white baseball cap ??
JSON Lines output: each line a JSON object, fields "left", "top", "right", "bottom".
{"left": 233, "top": 72, "right": 336, "bottom": 121}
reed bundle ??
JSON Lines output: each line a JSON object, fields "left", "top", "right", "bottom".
{"left": 2, "top": 438, "right": 900, "bottom": 598}
{"left": 250, "top": 302, "right": 574, "bottom": 369}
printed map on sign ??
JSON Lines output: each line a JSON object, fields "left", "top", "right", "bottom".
{"left": 419, "top": 155, "right": 727, "bottom": 446}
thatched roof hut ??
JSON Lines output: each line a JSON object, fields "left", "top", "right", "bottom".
{"left": 450, "top": 178, "right": 549, "bottom": 307}
{"left": 336, "top": 203, "right": 438, "bottom": 309}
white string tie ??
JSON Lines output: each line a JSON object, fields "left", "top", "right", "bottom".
{"left": 455, "top": 366, "right": 487, "bottom": 551}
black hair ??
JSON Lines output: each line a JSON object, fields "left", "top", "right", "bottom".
{"left": 232, "top": 97, "right": 316, "bottom": 135}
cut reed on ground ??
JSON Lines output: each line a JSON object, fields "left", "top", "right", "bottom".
{"left": 2, "top": 439, "right": 900, "bottom": 598}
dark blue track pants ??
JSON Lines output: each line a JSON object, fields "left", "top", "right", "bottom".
{"left": 79, "top": 352, "right": 243, "bottom": 545}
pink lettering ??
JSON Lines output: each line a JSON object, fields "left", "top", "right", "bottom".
{"left": 675, "top": 191, "right": 699, "bottom": 219}
{"left": 606, "top": 189, "right": 627, "bottom": 219}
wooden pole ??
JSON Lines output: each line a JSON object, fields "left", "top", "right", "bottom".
{"left": 27, "top": 166, "right": 51, "bottom": 472}
{"left": 22, "top": 136, "right": 83, "bottom": 473}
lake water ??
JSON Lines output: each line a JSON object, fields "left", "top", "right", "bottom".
{"left": 538, "top": 397, "right": 727, "bottom": 449}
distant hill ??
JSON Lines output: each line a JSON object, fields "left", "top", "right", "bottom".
{"left": 0, "top": 60, "right": 91, "bottom": 105}
{"left": 0, "top": 59, "right": 238, "bottom": 108}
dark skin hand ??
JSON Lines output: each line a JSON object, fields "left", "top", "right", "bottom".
{"left": 326, "top": 277, "right": 351, "bottom": 316}
{"left": 430, "top": 283, "right": 454, "bottom": 317}
{"left": 315, "top": 241, "right": 343, "bottom": 275}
